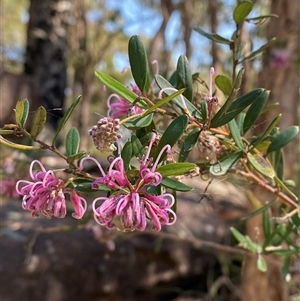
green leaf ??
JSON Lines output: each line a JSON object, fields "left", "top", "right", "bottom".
{"left": 123, "top": 113, "right": 153, "bottom": 129}
{"left": 262, "top": 208, "right": 273, "bottom": 239}
{"left": 247, "top": 152, "right": 275, "bottom": 179}
{"left": 15, "top": 99, "right": 24, "bottom": 126}
{"left": 131, "top": 135, "right": 145, "bottom": 158}
{"left": 121, "top": 140, "right": 133, "bottom": 171}
{"left": 210, "top": 151, "right": 243, "bottom": 176}
{"left": 230, "top": 227, "right": 257, "bottom": 253}
{"left": 251, "top": 114, "right": 282, "bottom": 147}
{"left": 142, "top": 89, "right": 186, "bottom": 116}
{"left": 95, "top": 71, "right": 141, "bottom": 105}
{"left": 176, "top": 55, "right": 193, "bottom": 101}
{"left": 30, "top": 106, "right": 47, "bottom": 139}
{"left": 200, "top": 101, "right": 208, "bottom": 123}
{"left": 52, "top": 95, "right": 82, "bottom": 145}
{"left": 155, "top": 75, "right": 202, "bottom": 119}
{"left": 241, "top": 38, "right": 276, "bottom": 62}
{"left": 235, "top": 112, "right": 246, "bottom": 135}
{"left": 66, "top": 151, "right": 87, "bottom": 164}
{"left": 228, "top": 119, "right": 244, "bottom": 150}
{"left": 156, "top": 162, "right": 196, "bottom": 177}
{"left": 242, "top": 198, "right": 277, "bottom": 220}
{"left": 128, "top": 35, "right": 151, "bottom": 93}
{"left": 179, "top": 128, "right": 201, "bottom": 162}
{"left": 19, "top": 99, "right": 30, "bottom": 127}
{"left": 154, "top": 115, "right": 189, "bottom": 162}
{"left": 161, "top": 177, "right": 193, "bottom": 192}
{"left": 193, "top": 27, "right": 232, "bottom": 45}
{"left": 215, "top": 75, "right": 233, "bottom": 96}
{"left": 233, "top": 1, "right": 253, "bottom": 24}
{"left": 66, "top": 127, "right": 80, "bottom": 157}
{"left": 211, "top": 68, "right": 244, "bottom": 122}
{"left": 267, "top": 126, "right": 299, "bottom": 153}
{"left": 211, "top": 88, "right": 264, "bottom": 128}
{"left": 71, "top": 178, "right": 110, "bottom": 192}
{"left": 245, "top": 14, "right": 278, "bottom": 23}
{"left": 243, "top": 90, "right": 269, "bottom": 133}
{"left": 0, "top": 135, "right": 40, "bottom": 150}
{"left": 257, "top": 255, "right": 268, "bottom": 272}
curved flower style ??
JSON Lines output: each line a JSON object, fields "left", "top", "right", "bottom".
{"left": 16, "top": 160, "right": 87, "bottom": 219}
{"left": 107, "top": 84, "right": 144, "bottom": 118}
{"left": 80, "top": 133, "right": 176, "bottom": 231}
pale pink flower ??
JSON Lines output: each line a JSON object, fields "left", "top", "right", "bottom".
{"left": 0, "top": 178, "right": 19, "bottom": 198}
{"left": 107, "top": 84, "right": 144, "bottom": 118}
{"left": 16, "top": 160, "right": 87, "bottom": 219}
{"left": 80, "top": 133, "right": 176, "bottom": 231}
{"left": 270, "top": 48, "right": 290, "bottom": 69}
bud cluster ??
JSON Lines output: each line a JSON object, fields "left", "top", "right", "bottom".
{"left": 89, "top": 117, "right": 122, "bottom": 152}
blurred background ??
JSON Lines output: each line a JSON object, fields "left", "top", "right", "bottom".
{"left": 0, "top": 0, "right": 299, "bottom": 300}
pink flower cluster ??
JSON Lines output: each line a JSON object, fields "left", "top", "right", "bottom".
{"left": 16, "top": 160, "right": 87, "bottom": 219}
{"left": 107, "top": 84, "right": 144, "bottom": 118}
{"left": 80, "top": 133, "right": 176, "bottom": 232}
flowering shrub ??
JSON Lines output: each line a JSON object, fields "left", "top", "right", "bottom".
{"left": 0, "top": 2, "right": 299, "bottom": 274}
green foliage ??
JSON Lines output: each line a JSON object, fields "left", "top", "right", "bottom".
{"left": 30, "top": 106, "right": 47, "bottom": 139}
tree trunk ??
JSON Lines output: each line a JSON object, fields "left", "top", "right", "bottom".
{"left": 242, "top": 1, "right": 299, "bottom": 300}
{"left": 24, "top": 0, "right": 72, "bottom": 128}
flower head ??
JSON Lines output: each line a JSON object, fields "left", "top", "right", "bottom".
{"left": 89, "top": 117, "right": 122, "bottom": 152}
{"left": 16, "top": 160, "right": 87, "bottom": 219}
{"left": 107, "top": 84, "right": 144, "bottom": 118}
{"left": 81, "top": 133, "right": 176, "bottom": 231}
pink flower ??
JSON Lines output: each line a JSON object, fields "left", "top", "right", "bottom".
{"left": 107, "top": 84, "right": 144, "bottom": 118}
{"left": 16, "top": 160, "right": 87, "bottom": 219}
{"left": 80, "top": 133, "right": 176, "bottom": 231}
{"left": 0, "top": 178, "right": 19, "bottom": 198}
{"left": 270, "top": 48, "right": 290, "bottom": 69}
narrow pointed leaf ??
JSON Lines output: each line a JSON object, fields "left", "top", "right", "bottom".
{"left": 123, "top": 113, "right": 153, "bottom": 129}
{"left": 210, "top": 151, "right": 243, "bottom": 176}
{"left": 30, "top": 106, "right": 47, "bottom": 139}
{"left": 156, "top": 162, "right": 196, "bottom": 177}
{"left": 66, "top": 151, "right": 87, "bottom": 164}
{"left": 251, "top": 114, "right": 282, "bottom": 147}
{"left": 242, "top": 198, "right": 277, "bottom": 220}
{"left": 247, "top": 152, "right": 275, "bottom": 179}
{"left": 193, "top": 27, "right": 232, "bottom": 45}
{"left": 179, "top": 128, "right": 201, "bottom": 162}
{"left": 0, "top": 135, "right": 40, "bottom": 150}
{"left": 154, "top": 115, "right": 189, "bottom": 162}
{"left": 241, "top": 38, "right": 276, "bottom": 62}
{"left": 267, "top": 126, "right": 299, "bottom": 153}
{"left": 211, "top": 88, "right": 264, "bottom": 128}
{"left": 95, "top": 71, "right": 140, "bottom": 104}
{"left": 228, "top": 119, "right": 244, "bottom": 150}
{"left": 246, "top": 14, "right": 278, "bottom": 23}
{"left": 52, "top": 95, "right": 82, "bottom": 144}
{"left": 161, "top": 177, "right": 193, "bottom": 192}
{"left": 142, "top": 89, "right": 186, "bottom": 116}
{"left": 128, "top": 35, "right": 151, "bottom": 93}
{"left": 262, "top": 208, "right": 273, "bottom": 239}
{"left": 215, "top": 75, "right": 233, "bottom": 95}
{"left": 155, "top": 75, "right": 202, "bottom": 119}
{"left": 71, "top": 178, "right": 110, "bottom": 192}
{"left": 177, "top": 55, "right": 193, "bottom": 101}
{"left": 233, "top": 1, "right": 253, "bottom": 24}
{"left": 243, "top": 90, "right": 270, "bottom": 133}
{"left": 66, "top": 127, "right": 80, "bottom": 157}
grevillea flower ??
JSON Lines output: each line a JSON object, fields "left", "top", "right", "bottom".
{"left": 80, "top": 133, "right": 176, "bottom": 231}
{"left": 270, "top": 48, "right": 290, "bottom": 69}
{"left": 107, "top": 84, "right": 144, "bottom": 118}
{"left": 89, "top": 117, "right": 122, "bottom": 152}
{"left": 16, "top": 160, "right": 87, "bottom": 219}
{"left": 0, "top": 178, "right": 19, "bottom": 198}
